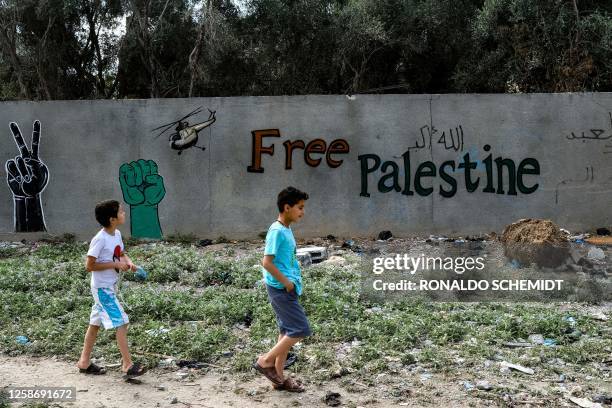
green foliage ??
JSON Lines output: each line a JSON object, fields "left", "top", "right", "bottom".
{"left": 0, "top": 240, "right": 610, "bottom": 382}
{"left": 454, "top": 0, "right": 612, "bottom": 92}
{"left": 1, "top": 0, "right": 609, "bottom": 99}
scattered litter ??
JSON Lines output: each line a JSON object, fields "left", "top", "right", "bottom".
{"left": 503, "top": 341, "right": 532, "bottom": 348}
{"left": 176, "top": 371, "right": 189, "bottom": 379}
{"left": 324, "top": 391, "right": 342, "bottom": 407}
{"left": 564, "top": 316, "right": 577, "bottom": 326}
{"left": 158, "top": 358, "right": 176, "bottom": 368}
{"left": 297, "top": 246, "right": 328, "bottom": 263}
{"left": 326, "top": 234, "right": 336, "bottom": 241}
{"left": 509, "top": 259, "right": 521, "bottom": 269}
{"left": 567, "top": 396, "right": 603, "bottom": 408}
{"left": 586, "top": 236, "right": 612, "bottom": 246}
{"left": 590, "top": 311, "right": 608, "bottom": 321}
{"left": 592, "top": 395, "right": 612, "bottom": 405}
{"left": 596, "top": 228, "right": 610, "bottom": 236}
{"left": 198, "top": 239, "right": 213, "bottom": 247}
{"left": 543, "top": 338, "right": 557, "bottom": 347}
{"left": 146, "top": 327, "right": 170, "bottom": 336}
{"left": 170, "top": 396, "right": 178, "bottom": 404}
{"left": 15, "top": 335, "right": 30, "bottom": 345}
{"left": 341, "top": 240, "right": 354, "bottom": 248}
{"left": 155, "top": 385, "right": 167, "bottom": 391}
{"left": 322, "top": 255, "right": 346, "bottom": 266}
{"left": 378, "top": 230, "right": 392, "bottom": 241}
{"left": 528, "top": 334, "right": 545, "bottom": 344}
{"left": 587, "top": 247, "right": 605, "bottom": 261}
{"left": 462, "top": 381, "right": 475, "bottom": 391}
{"left": 476, "top": 380, "right": 493, "bottom": 391}
{"left": 500, "top": 361, "right": 534, "bottom": 375}
{"left": 571, "top": 234, "right": 589, "bottom": 241}
{"left": 420, "top": 373, "right": 433, "bottom": 382}
{"left": 297, "top": 252, "right": 312, "bottom": 268}
{"left": 177, "top": 360, "right": 207, "bottom": 369}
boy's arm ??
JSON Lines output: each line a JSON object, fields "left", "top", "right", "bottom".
{"left": 262, "top": 255, "right": 294, "bottom": 292}
{"left": 120, "top": 251, "right": 137, "bottom": 272}
{"left": 85, "top": 256, "right": 129, "bottom": 272}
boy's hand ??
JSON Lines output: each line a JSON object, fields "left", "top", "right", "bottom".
{"left": 115, "top": 261, "right": 130, "bottom": 272}
{"left": 285, "top": 281, "right": 295, "bottom": 293}
{"left": 128, "top": 262, "right": 137, "bottom": 272}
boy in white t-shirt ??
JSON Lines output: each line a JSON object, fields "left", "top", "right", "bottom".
{"left": 76, "top": 200, "right": 146, "bottom": 379}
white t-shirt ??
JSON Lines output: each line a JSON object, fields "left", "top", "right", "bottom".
{"left": 87, "top": 229, "right": 124, "bottom": 288}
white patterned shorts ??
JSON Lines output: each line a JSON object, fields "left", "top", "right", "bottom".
{"left": 89, "top": 287, "right": 129, "bottom": 329}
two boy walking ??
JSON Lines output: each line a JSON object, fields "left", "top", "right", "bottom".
{"left": 78, "top": 187, "right": 311, "bottom": 392}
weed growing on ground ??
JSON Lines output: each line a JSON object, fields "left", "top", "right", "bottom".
{"left": 0, "top": 240, "right": 610, "bottom": 387}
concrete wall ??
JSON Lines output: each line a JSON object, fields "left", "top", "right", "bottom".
{"left": 0, "top": 94, "right": 610, "bottom": 240}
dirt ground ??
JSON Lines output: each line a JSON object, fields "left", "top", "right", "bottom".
{"left": 3, "top": 353, "right": 611, "bottom": 408}
{"left": 0, "top": 355, "right": 509, "bottom": 408}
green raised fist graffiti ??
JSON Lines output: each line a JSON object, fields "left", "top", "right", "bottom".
{"left": 119, "top": 159, "right": 166, "bottom": 239}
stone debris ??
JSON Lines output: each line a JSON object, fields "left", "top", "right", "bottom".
{"left": 568, "top": 396, "right": 603, "bottom": 408}
{"left": 528, "top": 334, "right": 544, "bottom": 344}
{"left": 324, "top": 391, "right": 342, "bottom": 407}
{"left": 500, "top": 218, "right": 570, "bottom": 267}
{"left": 296, "top": 252, "right": 312, "bottom": 267}
{"left": 476, "top": 380, "right": 493, "bottom": 391}
{"left": 297, "top": 246, "right": 328, "bottom": 263}
{"left": 500, "top": 361, "right": 534, "bottom": 375}
{"left": 587, "top": 247, "right": 605, "bottom": 261}
{"left": 378, "top": 230, "right": 393, "bottom": 240}
{"left": 322, "top": 255, "right": 346, "bottom": 266}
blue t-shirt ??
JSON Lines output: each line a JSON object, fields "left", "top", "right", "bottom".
{"left": 262, "top": 221, "right": 303, "bottom": 295}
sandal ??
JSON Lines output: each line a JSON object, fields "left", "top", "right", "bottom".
{"left": 79, "top": 362, "right": 106, "bottom": 375}
{"left": 278, "top": 377, "right": 305, "bottom": 393}
{"left": 252, "top": 360, "right": 283, "bottom": 385}
{"left": 122, "top": 362, "right": 147, "bottom": 379}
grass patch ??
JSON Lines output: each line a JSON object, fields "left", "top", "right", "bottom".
{"left": 0, "top": 240, "right": 610, "bottom": 385}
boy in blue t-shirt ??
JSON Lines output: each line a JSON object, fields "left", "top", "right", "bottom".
{"left": 253, "top": 187, "right": 310, "bottom": 392}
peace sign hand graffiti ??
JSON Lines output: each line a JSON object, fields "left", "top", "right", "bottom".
{"left": 5, "top": 121, "right": 49, "bottom": 232}
{"left": 6, "top": 121, "right": 49, "bottom": 197}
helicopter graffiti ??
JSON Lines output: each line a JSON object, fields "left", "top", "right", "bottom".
{"left": 152, "top": 106, "right": 216, "bottom": 155}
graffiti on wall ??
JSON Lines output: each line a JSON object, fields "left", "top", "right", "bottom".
{"left": 152, "top": 106, "right": 216, "bottom": 155}
{"left": 5, "top": 121, "right": 49, "bottom": 232}
{"left": 556, "top": 112, "right": 612, "bottom": 202}
{"left": 247, "top": 124, "right": 541, "bottom": 198}
{"left": 565, "top": 112, "right": 612, "bottom": 143}
{"left": 119, "top": 160, "right": 166, "bottom": 239}
{"left": 358, "top": 145, "right": 540, "bottom": 198}
{"left": 409, "top": 124, "right": 464, "bottom": 152}
{"left": 247, "top": 129, "right": 350, "bottom": 173}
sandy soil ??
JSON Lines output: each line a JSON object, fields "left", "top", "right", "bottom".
{"left": 0, "top": 355, "right": 506, "bottom": 408}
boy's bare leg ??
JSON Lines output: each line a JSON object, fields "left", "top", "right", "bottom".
{"left": 116, "top": 324, "right": 133, "bottom": 371}
{"left": 273, "top": 336, "right": 301, "bottom": 379}
{"left": 77, "top": 324, "right": 99, "bottom": 369}
{"left": 257, "top": 335, "right": 302, "bottom": 380}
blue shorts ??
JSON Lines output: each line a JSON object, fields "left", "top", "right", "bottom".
{"left": 266, "top": 284, "right": 312, "bottom": 338}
